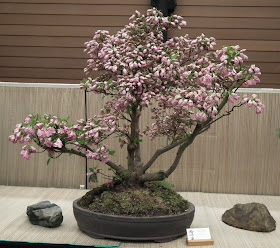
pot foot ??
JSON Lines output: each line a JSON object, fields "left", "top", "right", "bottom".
{"left": 82, "top": 230, "right": 104, "bottom": 239}
{"left": 154, "top": 234, "right": 184, "bottom": 243}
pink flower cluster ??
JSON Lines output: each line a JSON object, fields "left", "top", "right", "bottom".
{"left": 9, "top": 114, "right": 116, "bottom": 162}
{"left": 241, "top": 94, "right": 265, "bottom": 114}
{"left": 10, "top": 8, "right": 264, "bottom": 166}
{"left": 80, "top": 9, "right": 263, "bottom": 142}
{"left": 20, "top": 145, "right": 37, "bottom": 160}
{"left": 86, "top": 145, "right": 109, "bottom": 163}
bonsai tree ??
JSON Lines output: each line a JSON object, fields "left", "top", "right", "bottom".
{"left": 9, "top": 8, "right": 264, "bottom": 189}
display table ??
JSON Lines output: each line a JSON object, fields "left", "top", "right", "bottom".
{"left": 0, "top": 186, "right": 279, "bottom": 248}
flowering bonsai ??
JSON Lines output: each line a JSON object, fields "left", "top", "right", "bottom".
{"left": 9, "top": 9, "right": 264, "bottom": 214}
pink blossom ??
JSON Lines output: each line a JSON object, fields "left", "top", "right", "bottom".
{"left": 44, "top": 138, "right": 53, "bottom": 148}
{"left": 24, "top": 135, "right": 32, "bottom": 143}
{"left": 25, "top": 127, "right": 35, "bottom": 136}
{"left": 20, "top": 149, "right": 30, "bottom": 160}
{"left": 53, "top": 138, "right": 63, "bottom": 148}
{"left": 220, "top": 54, "right": 228, "bottom": 63}
{"left": 46, "top": 127, "right": 56, "bottom": 137}
{"left": 8, "top": 135, "right": 16, "bottom": 143}
{"left": 212, "top": 107, "right": 218, "bottom": 116}
{"left": 37, "top": 129, "right": 45, "bottom": 138}
{"left": 68, "top": 131, "right": 76, "bottom": 141}
{"left": 201, "top": 74, "right": 212, "bottom": 88}
{"left": 58, "top": 128, "right": 65, "bottom": 134}
{"left": 86, "top": 151, "right": 100, "bottom": 160}
{"left": 19, "top": 145, "right": 37, "bottom": 160}
{"left": 194, "top": 112, "right": 208, "bottom": 122}
{"left": 256, "top": 106, "right": 263, "bottom": 114}
{"left": 102, "top": 155, "right": 109, "bottom": 163}
{"left": 30, "top": 146, "right": 37, "bottom": 153}
{"left": 99, "top": 146, "right": 108, "bottom": 153}
{"left": 54, "top": 119, "right": 60, "bottom": 125}
{"left": 24, "top": 117, "right": 31, "bottom": 124}
{"left": 63, "top": 127, "right": 71, "bottom": 134}
{"left": 86, "top": 172, "right": 93, "bottom": 178}
{"left": 36, "top": 123, "right": 44, "bottom": 129}
{"left": 229, "top": 94, "right": 240, "bottom": 103}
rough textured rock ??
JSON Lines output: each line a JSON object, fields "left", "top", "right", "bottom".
{"left": 26, "top": 201, "right": 63, "bottom": 228}
{"left": 222, "top": 202, "right": 276, "bottom": 232}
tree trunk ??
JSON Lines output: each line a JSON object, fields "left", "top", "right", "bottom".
{"left": 127, "top": 105, "right": 142, "bottom": 174}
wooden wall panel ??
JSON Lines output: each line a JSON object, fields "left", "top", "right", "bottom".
{"left": 173, "top": 1, "right": 280, "bottom": 88}
{"left": 1, "top": 85, "right": 280, "bottom": 195}
{"left": 0, "top": 0, "right": 149, "bottom": 84}
{"left": 176, "top": 7, "right": 280, "bottom": 18}
{"left": 177, "top": 0, "right": 280, "bottom": 6}
{"left": 0, "top": 0, "right": 279, "bottom": 88}
{"left": 3, "top": 0, "right": 150, "bottom": 3}
{"left": 0, "top": 85, "right": 86, "bottom": 188}
{"left": 86, "top": 90, "right": 280, "bottom": 195}
{"left": 0, "top": 3, "right": 148, "bottom": 15}
{"left": 0, "top": 47, "right": 84, "bottom": 58}
{"left": 224, "top": 92, "right": 280, "bottom": 195}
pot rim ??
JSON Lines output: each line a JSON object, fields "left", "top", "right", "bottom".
{"left": 73, "top": 198, "right": 195, "bottom": 222}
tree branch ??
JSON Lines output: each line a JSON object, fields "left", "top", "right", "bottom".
{"left": 140, "top": 137, "right": 189, "bottom": 174}
{"left": 63, "top": 144, "right": 126, "bottom": 174}
{"left": 140, "top": 124, "right": 201, "bottom": 182}
{"left": 36, "top": 139, "right": 126, "bottom": 175}
{"left": 105, "top": 160, "right": 126, "bottom": 175}
{"left": 197, "top": 103, "right": 243, "bottom": 135}
{"left": 139, "top": 170, "right": 167, "bottom": 182}
{"left": 60, "top": 146, "right": 126, "bottom": 175}
{"left": 140, "top": 124, "right": 202, "bottom": 174}
{"left": 165, "top": 142, "right": 192, "bottom": 177}
{"left": 60, "top": 147, "right": 87, "bottom": 158}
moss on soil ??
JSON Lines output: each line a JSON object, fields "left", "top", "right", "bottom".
{"left": 78, "top": 182, "right": 189, "bottom": 217}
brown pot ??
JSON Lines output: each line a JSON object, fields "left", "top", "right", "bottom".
{"left": 73, "top": 198, "right": 195, "bottom": 242}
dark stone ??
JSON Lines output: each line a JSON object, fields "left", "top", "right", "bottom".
{"left": 222, "top": 202, "right": 276, "bottom": 232}
{"left": 27, "top": 201, "right": 63, "bottom": 228}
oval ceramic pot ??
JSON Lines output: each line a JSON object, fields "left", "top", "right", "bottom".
{"left": 73, "top": 198, "right": 195, "bottom": 242}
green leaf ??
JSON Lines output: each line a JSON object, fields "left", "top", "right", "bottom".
{"left": 48, "top": 152, "right": 54, "bottom": 159}
{"left": 80, "top": 78, "right": 88, "bottom": 84}
{"left": 135, "top": 139, "right": 142, "bottom": 144}
{"left": 171, "top": 54, "right": 179, "bottom": 60}
{"left": 47, "top": 158, "right": 52, "bottom": 166}
{"left": 93, "top": 173, "right": 98, "bottom": 183}
{"left": 94, "top": 120, "right": 101, "bottom": 126}
{"left": 277, "top": 129, "right": 280, "bottom": 138}
{"left": 109, "top": 150, "right": 116, "bottom": 156}
{"left": 78, "top": 139, "right": 85, "bottom": 145}
{"left": 188, "top": 75, "right": 193, "bottom": 80}
{"left": 61, "top": 116, "right": 70, "bottom": 122}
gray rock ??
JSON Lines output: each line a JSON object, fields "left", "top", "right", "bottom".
{"left": 222, "top": 202, "right": 276, "bottom": 232}
{"left": 27, "top": 201, "right": 63, "bottom": 228}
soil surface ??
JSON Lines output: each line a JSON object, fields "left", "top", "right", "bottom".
{"left": 78, "top": 182, "right": 189, "bottom": 217}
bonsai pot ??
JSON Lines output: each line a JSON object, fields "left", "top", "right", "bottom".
{"left": 73, "top": 198, "right": 195, "bottom": 242}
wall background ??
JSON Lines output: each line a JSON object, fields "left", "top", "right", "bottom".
{"left": 0, "top": 0, "right": 279, "bottom": 87}
{"left": 0, "top": 0, "right": 280, "bottom": 194}
{"left": 1, "top": 85, "right": 279, "bottom": 195}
